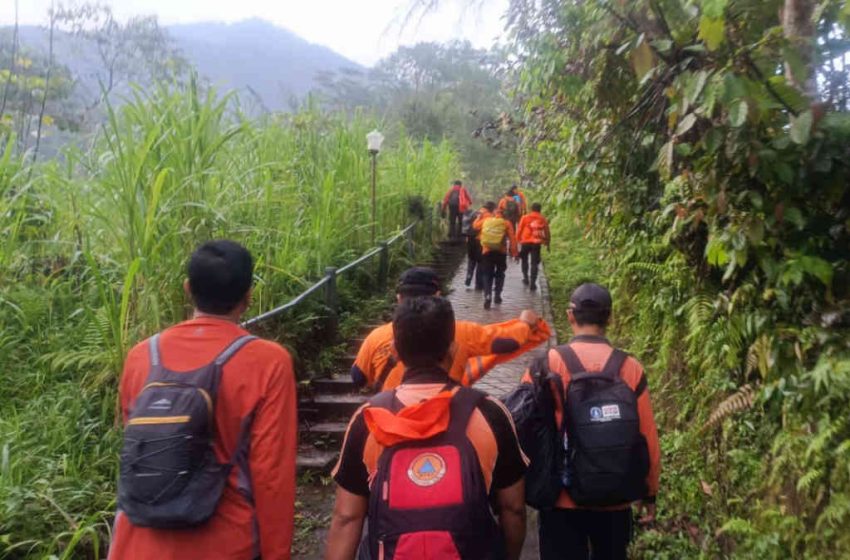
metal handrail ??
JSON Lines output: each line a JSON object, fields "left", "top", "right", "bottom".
{"left": 241, "top": 220, "right": 421, "bottom": 329}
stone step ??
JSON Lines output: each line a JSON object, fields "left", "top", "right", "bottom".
{"left": 302, "top": 394, "right": 369, "bottom": 419}
{"left": 311, "top": 376, "right": 357, "bottom": 394}
{"left": 296, "top": 448, "right": 339, "bottom": 473}
{"left": 301, "top": 421, "right": 348, "bottom": 444}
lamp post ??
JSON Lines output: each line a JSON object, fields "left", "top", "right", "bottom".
{"left": 366, "top": 129, "right": 385, "bottom": 245}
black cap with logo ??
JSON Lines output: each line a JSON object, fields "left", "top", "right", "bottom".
{"left": 397, "top": 267, "right": 441, "bottom": 297}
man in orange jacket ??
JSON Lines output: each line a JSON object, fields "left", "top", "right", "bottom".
{"left": 108, "top": 241, "right": 297, "bottom": 560}
{"left": 516, "top": 202, "right": 551, "bottom": 291}
{"left": 475, "top": 209, "right": 519, "bottom": 309}
{"left": 326, "top": 296, "right": 528, "bottom": 560}
{"left": 351, "top": 267, "right": 550, "bottom": 391}
{"left": 441, "top": 179, "right": 472, "bottom": 239}
{"left": 524, "top": 283, "right": 661, "bottom": 560}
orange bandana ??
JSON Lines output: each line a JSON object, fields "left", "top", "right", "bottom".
{"left": 363, "top": 390, "right": 456, "bottom": 447}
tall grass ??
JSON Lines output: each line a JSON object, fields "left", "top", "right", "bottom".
{"left": 0, "top": 82, "right": 458, "bottom": 558}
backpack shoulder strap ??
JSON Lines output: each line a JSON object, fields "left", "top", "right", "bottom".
{"left": 368, "top": 389, "right": 401, "bottom": 412}
{"left": 554, "top": 344, "right": 585, "bottom": 375}
{"left": 147, "top": 333, "right": 163, "bottom": 380}
{"left": 447, "top": 387, "right": 484, "bottom": 436}
{"left": 205, "top": 334, "right": 258, "bottom": 399}
{"left": 600, "top": 349, "right": 628, "bottom": 381}
{"left": 215, "top": 335, "right": 258, "bottom": 366}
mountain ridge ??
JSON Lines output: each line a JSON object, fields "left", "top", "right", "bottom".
{"left": 6, "top": 18, "right": 362, "bottom": 111}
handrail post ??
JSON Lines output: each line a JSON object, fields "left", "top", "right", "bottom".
{"left": 405, "top": 223, "right": 416, "bottom": 260}
{"left": 426, "top": 204, "right": 433, "bottom": 244}
{"left": 434, "top": 202, "right": 442, "bottom": 241}
{"left": 377, "top": 241, "right": 389, "bottom": 291}
{"left": 324, "top": 266, "right": 338, "bottom": 339}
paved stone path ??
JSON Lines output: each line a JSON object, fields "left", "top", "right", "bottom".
{"left": 446, "top": 255, "right": 558, "bottom": 398}
{"left": 446, "top": 252, "right": 558, "bottom": 560}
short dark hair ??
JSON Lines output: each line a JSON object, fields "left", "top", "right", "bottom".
{"left": 484, "top": 201, "right": 497, "bottom": 212}
{"left": 393, "top": 296, "right": 455, "bottom": 368}
{"left": 188, "top": 240, "right": 254, "bottom": 314}
{"left": 531, "top": 202, "right": 542, "bottom": 212}
{"left": 453, "top": 179, "right": 462, "bottom": 186}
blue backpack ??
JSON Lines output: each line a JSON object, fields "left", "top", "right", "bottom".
{"left": 118, "top": 333, "right": 256, "bottom": 528}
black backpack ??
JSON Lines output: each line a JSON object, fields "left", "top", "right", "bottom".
{"left": 503, "top": 198, "right": 519, "bottom": 221}
{"left": 461, "top": 210, "right": 479, "bottom": 237}
{"left": 501, "top": 357, "right": 565, "bottom": 510}
{"left": 556, "top": 345, "right": 650, "bottom": 507}
{"left": 118, "top": 333, "right": 256, "bottom": 528}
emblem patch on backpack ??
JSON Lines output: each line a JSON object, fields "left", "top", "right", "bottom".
{"left": 408, "top": 452, "right": 447, "bottom": 487}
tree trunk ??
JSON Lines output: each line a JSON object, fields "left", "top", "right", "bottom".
{"left": 781, "top": 0, "right": 817, "bottom": 97}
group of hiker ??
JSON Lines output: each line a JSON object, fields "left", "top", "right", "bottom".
{"left": 442, "top": 180, "right": 550, "bottom": 309}
{"left": 108, "top": 231, "right": 660, "bottom": 559}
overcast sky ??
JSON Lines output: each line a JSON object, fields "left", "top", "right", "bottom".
{"left": 3, "top": 0, "right": 509, "bottom": 66}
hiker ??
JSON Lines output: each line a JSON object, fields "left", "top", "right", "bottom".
{"left": 442, "top": 179, "right": 472, "bottom": 239}
{"left": 463, "top": 201, "right": 495, "bottom": 289}
{"left": 351, "top": 267, "right": 550, "bottom": 391}
{"left": 108, "top": 240, "right": 297, "bottom": 560}
{"left": 325, "top": 296, "right": 528, "bottom": 560}
{"left": 474, "top": 208, "right": 519, "bottom": 309}
{"left": 524, "top": 283, "right": 661, "bottom": 560}
{"left": 516, "top": 202, "right": 551, "bottom": 291}
{"left": 498, "top": 185, "right": 527, "bottom": 228}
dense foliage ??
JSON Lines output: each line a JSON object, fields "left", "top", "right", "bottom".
{"left": 506, "top": 0, "right": 850, "bottom": 556}
{"left": 317, "top": 40, "right": 517, "bottom": 190}
{"left": 0, "top": 82, "right": 457, "bottom": 557}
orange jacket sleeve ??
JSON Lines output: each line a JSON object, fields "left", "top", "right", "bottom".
{"left": 457, "top": 319, "right": 533, "bottom": 357}
{"left": 506, "top": 220, "right": 519, "bottom": 257}
{"left": 636, "top": 377, "right": 661, "bottom": 499}
{"left": 251, "top": 351, "right": 297, "bottom": 560}
{"left": 472, "top": 213, "right": 487, "bottom": 232}
{"left": 516, "top": 215, "right": 529, "bottom": 244}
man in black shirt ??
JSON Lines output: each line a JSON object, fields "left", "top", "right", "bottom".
{"left": 325, "top": 296, "right": 528, "bottom": 560}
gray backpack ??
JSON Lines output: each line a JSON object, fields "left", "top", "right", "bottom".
{"left": 118, "top": 333, "right": 256, "bottom": 528}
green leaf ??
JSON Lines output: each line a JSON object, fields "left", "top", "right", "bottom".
{"left": 790, "top": 110, "right": 813, "bottom": 145}
{"left": 701, "top": 0, "right": 728, "bottom": 19}
{"left": 706, "top": 236, "right": 729, "bottom": 266}
{"left": 729, "top": 100, "right": 748, "bottom": 127}
{"left": 630, "top": 40, "right": 655, "bottom": 80}
{"left": 676, "top": 113, "right": 697, "bottom": 136}
{"left": 699, "top": 16, "right": 725, "bottom": 51}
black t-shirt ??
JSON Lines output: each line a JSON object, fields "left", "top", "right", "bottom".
{"left": 333, "top": 389, "right": 527, "bottom": 497}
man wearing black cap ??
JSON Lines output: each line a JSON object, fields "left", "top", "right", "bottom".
{"left": 524, "top": 283, "right": 661, "bottom": 559}
{"left": 350, "top": 267, "right": 549, "bottom": 391}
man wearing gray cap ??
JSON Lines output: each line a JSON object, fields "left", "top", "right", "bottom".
{"left": 528, "top": 283, "right": 661, "bottom": 559}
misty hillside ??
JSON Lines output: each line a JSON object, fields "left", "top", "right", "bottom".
{"left": 168, "top": 19, "right": 362, "bottom": 109}
{"left": 11, "top": 18, "right": 361, "bottom": 111}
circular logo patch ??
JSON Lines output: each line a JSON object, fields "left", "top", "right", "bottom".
{"left": 407, "top": 452, "right": 447, "bottom": 487}
{"left": 590, "top": 406, "right": 603, "bottom": 420}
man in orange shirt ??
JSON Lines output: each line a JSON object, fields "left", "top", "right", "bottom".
{"left": 516, "top": 202, "right": 551, "bottom": 291}
{"left": 441, "top": 179, "right": 473, "bottom": 239}
{"left": 109, "top": 240, "right": 297, "bottom": 560}
{"left": 526, "top": 283, "right": 660, "bottom": 560}
{"left": 351, "top": 267, "right": 550, "bottom": 391}
{"left": 326, "top": 296, "right": 528, "bottom": 560}
{"left": 475, "top": 209, "right": 519, "bottom": 309}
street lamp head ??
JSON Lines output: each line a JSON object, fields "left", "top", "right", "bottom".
{"left": 367, "top": 129, "right": 385, "bottom": 154}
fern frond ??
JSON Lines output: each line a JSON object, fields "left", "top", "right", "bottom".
{"left": 703, "top": 384, "right": 756, "bottom": 431}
